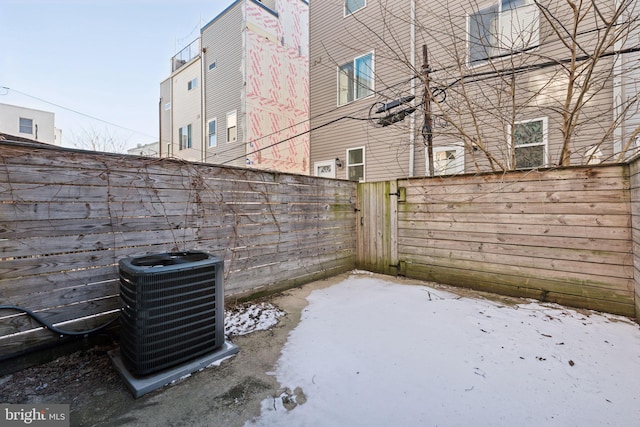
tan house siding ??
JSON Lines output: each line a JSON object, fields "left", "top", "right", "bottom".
{"left": 170, "top": 58, "right": 203, "bottom": 162}
{"left": 202, "top": 2, "right": 245, "bottom": 167}
{"left": 417, "top": 0, "right": 618, "bottom": 170}
{"left": 615, "top": 9, "right": 640, "bottom": 159}
{"left": 310, "top": 0, "right": 424, "bottom": 182}
{"left": 311, "top": 0, "right": 631, "bottom": 180}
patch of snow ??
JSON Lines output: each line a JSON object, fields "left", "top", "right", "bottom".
{"left": 170, "top": 373, "right": 191, "bottom": 385}
{"left": 206, "top": 354, "right": 236, "bottom": 369}
{"left": 350, "top": 269, "right": 374, "bottom": 275}
{"left": 225, "top": 303, "right": 286, "bottom": 337}
{"left": 245, "top": 276, "right": 640, "bottom": 427}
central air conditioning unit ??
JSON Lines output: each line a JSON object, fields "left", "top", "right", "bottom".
{"left": 118, "top": 251, "right": 224, "bottom": 376}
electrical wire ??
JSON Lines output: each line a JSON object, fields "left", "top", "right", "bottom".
{"left": 0, "top": 305, "right": 118, "bottom": 337}
{"left": 220, "top": 113, "right": 371, "bottom": 165}
{"left": 224, "top": 40, "right": 640, "bottom": 166}
{"left": 0, "top": 86, "right": 158, "bottom": 140}
{"left": 202, "top": 76, "right": 417, "bottom": 163}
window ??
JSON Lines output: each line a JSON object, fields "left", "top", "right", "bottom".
{"left": 314, "top": 160, "right": 336, "bottom": 178}
{"left": 187, "top": 78, "right": 197, "bottom": 91}
{"left": 208, "top": 119, "right": 217, "bottom": 147}
{"left": 433, "top": 144, "right": 465, "bottom": 175}
{"left": 345, "top": 0, "right": 366, "bottom": 16}
{"left": 338, "top": 52, "right": 374, "bottom": 105}
{"left": 468, "top": 0, "right": 538, "bottom": 65}
{"left": 227, "top": 111, "right": 237, "bottom": 142}
{"left": 179, "top": 124, "right": 192, "bottom": 150}
{"left": 19, "top": 117, "right": 33, "bottom": 134}
{"left": 165, "top": 102, "right": 171, "bottom": 111}
{"left": 208, "top": 62, "right": 216, "bottom": 71}
{"left": 347, "top": 147, "right": 365, "bottom": 181}
{"left": 510, "top": 117, "right": 547, "bottom": 169}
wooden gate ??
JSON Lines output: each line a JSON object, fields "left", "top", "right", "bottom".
{"left": 356, "top": 180, "right": 401, "bottom": 275}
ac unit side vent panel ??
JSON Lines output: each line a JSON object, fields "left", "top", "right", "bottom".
{"left": 118, "top": 251, "right": 224, "bottom": 376}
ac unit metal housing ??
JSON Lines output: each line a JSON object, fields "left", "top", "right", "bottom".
{"left": 118, "top": 251, "right": 224, "bottom": 376}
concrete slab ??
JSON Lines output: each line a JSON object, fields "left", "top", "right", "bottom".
{"left": 108, "top": 341, "right": 239, "bottom": 398}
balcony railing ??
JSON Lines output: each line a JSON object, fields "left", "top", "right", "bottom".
{"left": 172, "top": 38, "right": 201, "bottom": 72}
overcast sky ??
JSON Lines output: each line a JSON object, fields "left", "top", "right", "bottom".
{"left": 1, "top": 0, "right": 230, "bottom": 151}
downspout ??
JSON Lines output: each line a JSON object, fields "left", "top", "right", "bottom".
{"left": 409, "top": 0, "right": 416, "bottom": 177}
{"left": 158, "top": 97, "right": 162, "bottom": 157}
{"left": 201, "top": 40, "right": 207, "bottom": 163}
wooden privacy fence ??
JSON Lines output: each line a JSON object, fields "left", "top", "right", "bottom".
{"left": 0, "top": 142, "right": 357, "bottom": 359}
{"left": 357, "top": 164, "right": 637, "bottom": 318}
{"left": 2, "top": 140, "right": 639, "bottom": 360}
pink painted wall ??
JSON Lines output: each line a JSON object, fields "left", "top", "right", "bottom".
{"left": 245, "top": 0, "right": 309, "bottom": 174}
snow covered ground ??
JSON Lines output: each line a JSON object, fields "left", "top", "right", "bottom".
{"left": 243, "top": 273, "right": 640, "bottom": 427}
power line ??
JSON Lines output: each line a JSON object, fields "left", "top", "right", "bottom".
{"left": 422, "top": 14, "right": 640, "bottom": 77}
{"left": 437, "top": 45, "right": 640, "bottom": 91}
{"left": 0, "top": 86, "right": 158, "bottom": 140}
{"left": 220, "top": 114, "right": 371, "bottom": 166}
{"left": 203, "top": 75, "right": 417, "bottom": 164}
{"left": 220, "top": 42, "right": 640, "bottom": 168}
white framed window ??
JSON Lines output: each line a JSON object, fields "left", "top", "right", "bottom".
{"left": 338, "top": 52, "right": 374, "bottom": 106}
{"left": 226, "top": 110, "right": 237, "bottom": 142}
{"left": 314, "top": 160, "right": 336, "bottom": 178}
{"left": 164, "top": 102, "right": 171, "bottom": 111}
{"left": 468, "top": 0, "right": 538, "bottom": 65}
{"left": 433, "top": 144, "right": 465, "bottom": 176}
{"left": 347, "top": 147, "right": 365, "bottom": 182}
{"left": 345, "top": 0, "right": 366, "bottom": 16}
{"left": 509, "top": 117, "right": 547, "bottom": 169}
{"left": 19, "top": 117, "right": 33, "bottom": 134}
{"left": 187, "top": 78, "right": 197, "bottom": 91}
{"left": 208, "top": 119, "right": 217, "bottom": 147}
{"left": 179, "top": 124, "right": 192, "bottom": 150}
{"left": 208, "top": 62, "right": 216, "bottom": 71}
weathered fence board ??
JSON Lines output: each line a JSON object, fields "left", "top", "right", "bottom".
{"left": 398, "top": 235, "right": 629, "bottom": 268}
{"left": 403, "top": 201, "right": 630, "bottom": 215}
{"left": 0, "top": 142, "right": 357, "bottom": 358}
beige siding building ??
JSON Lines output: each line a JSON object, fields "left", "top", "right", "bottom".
{"left": 0, "top": 103, "right": 61, "bottom": 145}
{"left": 160, "top": 0, "right": 310, "bottom": 174}
{"left": 310, "top": 1, "right": 420, "bottom": 181}
{"left": 614, "top": 4, "right": 640, "bottom": 159}
{"left": 309, "top": 0, "right": 640, "bottom": 181}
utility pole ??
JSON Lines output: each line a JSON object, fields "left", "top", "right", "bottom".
{"left": 422, "top": 44, "right": 434, "bottom": 177}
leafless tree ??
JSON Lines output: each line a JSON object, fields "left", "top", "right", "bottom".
{"left": 69, "top": 126, "right": 128, "bottom": 154}
{"left": 331, "top": 0, "right": 640, "bottom": 171}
